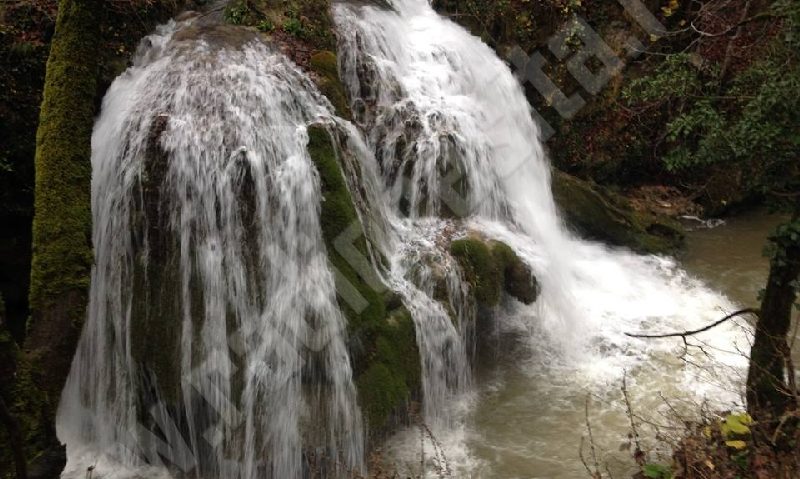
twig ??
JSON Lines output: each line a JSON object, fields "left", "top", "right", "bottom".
{"left": 621, "top": 372, "right": 643, "bottom": 463}
{"left": 625, "top": 308, "right": 757, "bottom": 339}
{"left": 584, "top": 395, "right": 602, "bottom": 478}
{"left": 579, "top": 437, "right": 595, "bottom": 478}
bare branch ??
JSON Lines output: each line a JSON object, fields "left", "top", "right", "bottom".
{"left": 625, "top": 308, "right": 757, "bottom": 340}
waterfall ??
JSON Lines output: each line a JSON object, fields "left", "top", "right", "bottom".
{"left": 334, "top": 0, "right": 749, "bottom": 474}
{"left": 58, "top": 20, "right": 365, "bottom": 479}
{"left": 56, "top": 0, "right": 751, "bottom": 477}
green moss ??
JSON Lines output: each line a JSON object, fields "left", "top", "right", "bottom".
{"left": 29, "top": 0, "right": 99, "bottom": 318}
{"left": 551, "top": 171, "right": 685, "bottom": 254}
{"left": 356, "top": 309, "right": 419, "bottom": 429}
{"left": 307, "top": 126, "right": 420, "bottom": 435}
{"left": 356, "top": 363, "right": 405, "bottom": 429}
{"left": 10, "top": 0, "right": 102, "bottom": 465}
{"left": 450, "top": 238, "right": 502, "bottom": 306}
{"left": 309, "top": 51, "right": 351, "bottom": 120}
{"left": 491, "top": 241, "right": 539, "bottom": 304}
{"left": 450, "top": 237, "right": 539, "bottom": 307}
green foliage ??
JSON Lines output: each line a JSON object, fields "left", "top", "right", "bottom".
{"left": 720, "top": 412, "right": 752, "bottom": 437}
{"left": 222, "top": 0, "right": 335, "bottom": 49}
{"left": 224, "top": 1, "right": 250, "bottom": 25}
{"left": 642, "top": 463, "right": 672, "bottom": 479}
{"left": 282, "top": 17, "right": 304, "bottom": 36}
{"left": 256, "top": 19, "right": 274, "bottom": 33}
{"left": 623, "top": 3, "right": 800, "bottom": 212}
{"left": 766, "top": 218, "right": 800, "bottom": 265}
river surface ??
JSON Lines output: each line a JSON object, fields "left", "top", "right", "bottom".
{"left": 385, "top": 212, "right": 789, "bottom": 479}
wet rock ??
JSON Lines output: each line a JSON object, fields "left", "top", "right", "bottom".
{"left": 552, "top": 171, "right": 685, "bottom": 254}
{"left": 307, "top": 125, "right": 421, "bottom": 438}
{"left": 27, "top": 443, "right": 66, "bottom": 479}
{"left": 450, "top": 236, "right": 539, "bottom": 307}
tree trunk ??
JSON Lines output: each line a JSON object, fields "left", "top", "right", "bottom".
{"left": 20, "top": 0, "right": 101, "bottom": 459}
{"left": 746, "top": 212, "right": 800, "bottom": 420}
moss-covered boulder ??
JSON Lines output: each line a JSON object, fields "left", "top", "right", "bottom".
{"left": 309, "top": 51, "right": 351, "bottom": 119}
{"left": 450, "top": 237, "right": 539, "bottom": 307}
{"left": 552, "top": 171, "right": 685, "bottom": 254}
{"left": 307, "top": 125, "right": 421, "bottom": 437}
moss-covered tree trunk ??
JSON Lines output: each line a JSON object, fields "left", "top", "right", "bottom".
{"left": 22, "top": 0, "right": 101, "bottom": 459}
{"left": 746, "top": 213, "right": 800, "bottom": 421}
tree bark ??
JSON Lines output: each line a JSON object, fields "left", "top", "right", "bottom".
{"left": 20, "top": 0, "right": 101, "bottom": 459}
{"left": 746, "top": 212, "right": 800, "bottom": 420}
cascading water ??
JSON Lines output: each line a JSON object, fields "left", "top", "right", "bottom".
{"left": 58, "top": 19, "right": 365, "bottom": 479}
{"left": 333, "top": 0, "right": 750, "bottom": 476}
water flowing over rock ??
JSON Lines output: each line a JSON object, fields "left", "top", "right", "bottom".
{"left": 55, "top": 1, "right": 749, "bottom": 477}
{"left": 334, "top": 1, "right": 745, "bottom": 475}
{"left": 58, "top": 21, "right": 366, "bottom": 479}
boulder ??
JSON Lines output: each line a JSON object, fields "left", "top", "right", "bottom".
{"left": 450, "top": 237, "right": 539, "bottom": 307}
{"left": 552, "top": 171, "right": 685, "bottom": 254}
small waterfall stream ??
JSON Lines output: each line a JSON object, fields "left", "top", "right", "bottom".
{"left": 56, "top": 1, "right": 753, "bottom": 478}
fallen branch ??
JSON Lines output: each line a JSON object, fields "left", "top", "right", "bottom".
{"left": 625, "top": 308, "right": 757, "bottom": 340}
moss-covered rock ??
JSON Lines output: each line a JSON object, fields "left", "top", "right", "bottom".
{"left": 450, "top": 237, "right": 539, "bottom": 307}
{"left": 309, "top": 51, "right": 351, "bottom": 119}
{"left": 552, "top": 171, "right": 685, "bottom": 254}
{"left": 307, "top": 125, "right": 421, "bottom": 437}
{"left": 355, "top": 307, "right": 420, "bottom": 431}
{"left": 450, "top": 238, "right": 501, "bottom": 306}
{"left": 491, "top": 241, "right": 540, "bottom": 305}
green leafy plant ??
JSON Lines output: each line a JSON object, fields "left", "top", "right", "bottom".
{"left": 642, "top": 463, "right": 672, "bottom": 479}
{"left": 224, "top": 2, "right": 249, "bottom": 25}
{"left": 282, "top": 17, "right": 305, "bottom": 37}
{"left": 257, "top": 19, "right": 274, "bottom": 33}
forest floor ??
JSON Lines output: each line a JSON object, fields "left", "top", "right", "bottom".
{"left": 647, "top": 415, "right": 800, "bottom": 479}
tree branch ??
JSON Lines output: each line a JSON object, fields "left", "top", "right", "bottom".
{"left": 625, "top": 308, "right": 758, "bottom": 339}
